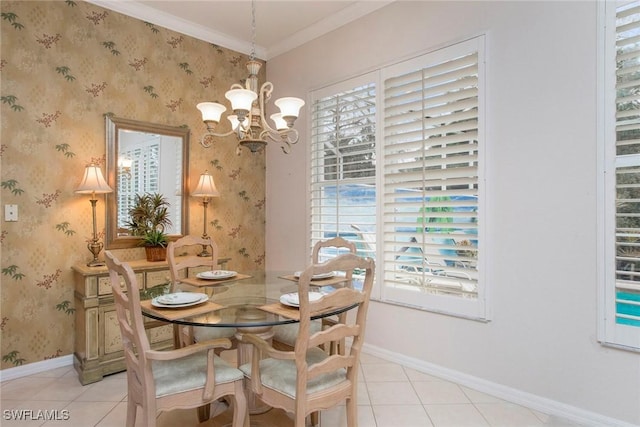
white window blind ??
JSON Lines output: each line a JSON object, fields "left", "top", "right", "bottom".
{"left": 310, "top": 76, "right": 377, "bottom": 263}
{"left": 600, "top": 1, "right": 640, "bottom": 350}
{"left": 381, "top": 37, "right": 486, "bottom": 319}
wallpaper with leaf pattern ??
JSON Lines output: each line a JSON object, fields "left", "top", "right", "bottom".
{"left": 0, "top": 0, "right": 267, "bottom": 370}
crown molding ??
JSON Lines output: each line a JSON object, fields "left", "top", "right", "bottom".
{"left": 86, "top": 0, "right": 264, "bottom": 58}
{"left": 86, "top": 1, "right": 394, "bottom": 61}
{"left": 266, "top": 1, "right": 394, "bottom": 60}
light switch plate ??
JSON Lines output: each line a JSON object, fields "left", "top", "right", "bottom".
{"left": 5, "top": 204, "right": 18, "bottom": 221}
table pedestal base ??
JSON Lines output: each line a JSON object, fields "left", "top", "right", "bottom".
{"left": 234, "top": 309, "right": 275, "bottom": 416}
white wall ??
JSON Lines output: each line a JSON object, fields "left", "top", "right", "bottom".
{"left": 265, "top": 1, "right": 640, "bottom": 425}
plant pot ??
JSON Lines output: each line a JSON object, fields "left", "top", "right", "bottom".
{"left": 145, "top": 246, "right": 167, "bottom": 262}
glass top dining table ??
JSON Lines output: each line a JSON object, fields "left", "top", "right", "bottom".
{"left": 140, "top": 270, "right": 354, "bottom": 331}
{"left": 140, "top": 270, "right": 356, "bottom": 418}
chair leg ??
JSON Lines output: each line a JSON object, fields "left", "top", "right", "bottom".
{"left": 310, "top": 411, "right": 320, "bottom": 427}
{"left": 197, "top": 404, "right": 211, "bottom": 423}
{"left": 295, "top": 411, "right": 306, "bottom": 427}
{"left": 126, "top": 398, "right": 136, "bottom": 427}
{"left": 232, "top": 381, "right": 249, "bottom": 427}
{"left": 142, "top": 408, "right": 155, "bottom": 427}
{"left": 346, "top": 397, "right": 357, "bottom": 427}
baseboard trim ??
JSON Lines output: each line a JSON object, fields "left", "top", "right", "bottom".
{"left": 0, "top": 355, "right": 74, "bottom": 382}
{"left": 362, "top": 343, "right": 637, "bottom": 427}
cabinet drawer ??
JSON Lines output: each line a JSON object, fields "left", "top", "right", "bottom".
{"left": 98, "top": 273, "right": 143, "bottom": 296}
{"left": 147, "top": 323, "right": 174, "bottom": 344}
{"left": 146, "top": 270, "right": 170, "bottom": 288}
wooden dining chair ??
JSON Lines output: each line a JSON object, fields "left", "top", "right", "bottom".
{"left": 104, "top": 251, "right": 247, "bottom": 427}
{"left": 239, "top": 253, "right": 375, "bottom": 427}
{"left": 272, "top": 236, "right": 357, "bottom": 355}
{"left": 167, "top": 235, "right": 237, "bottom": 349}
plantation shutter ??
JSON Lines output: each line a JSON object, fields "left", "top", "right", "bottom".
{"left": 310, "top": 74, "right": 377, "bottom": 262}
{"left": 381, "top": 37, "right": 486, "bottom": 319}
{"left": 613, "top": 2, "right": 640, "bottom": 337}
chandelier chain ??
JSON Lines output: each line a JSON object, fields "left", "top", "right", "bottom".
{"left": 250, "top": 0, "right": 256, "bottom": 61}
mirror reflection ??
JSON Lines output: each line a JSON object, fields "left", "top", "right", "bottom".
{"left": 105, "top": 116, "right": 189, "bottom": 249}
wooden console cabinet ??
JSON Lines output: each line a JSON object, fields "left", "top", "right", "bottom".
{"left": 72, "top": 257, "right": 229, "bottom": 385}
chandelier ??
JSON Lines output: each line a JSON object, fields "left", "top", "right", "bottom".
{"left": 197, "top": 1, "right": 305, "bottom": 154}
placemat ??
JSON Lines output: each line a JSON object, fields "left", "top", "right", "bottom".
{"left": 140, "top": 299, "right": 224, "bottom": 321}
{"left": 279, "top": 274, "right": 349, "bottom": 287}
{"left": 258, "top": 302, "right": 301, "bottom": 320}
{"left": 179, "top": 273, "right": 252, "bottom": 288}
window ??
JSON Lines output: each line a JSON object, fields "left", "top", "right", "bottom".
{"left": 310, "top": 74, "right": 377, "bottom": 262}
{"left": 381, "top": 37, "right": 486, "bottom": 319}
{"left": 599, "top": 1, "right": 640, "bottom": 350}
{"left": 309, "top": 36, "right": 486, "bottom": 320}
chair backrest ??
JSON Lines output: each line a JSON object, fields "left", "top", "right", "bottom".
{"left": 295, "top": 253, "right": 375, "bottom": 395}
{"left": 104, "top": 251, "right": 152, "bottom": 397}
{"left": 311, "top": 236, "right": 357, "bottom": 264}
{"left": 167, "top": 235, "right": 219, "bottom": 292}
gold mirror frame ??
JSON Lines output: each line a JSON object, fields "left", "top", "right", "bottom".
{"left": 105, "top": 116, "right": 189, "bottom": 249}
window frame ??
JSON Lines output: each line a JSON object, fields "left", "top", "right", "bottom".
{"left": 380, "top": 36, "right": 487, "bottom": 320}
{"left": 309, "top": 72, "right": 379, "bottom": 263}
{"left": 597, "top": 0, "right": 640, "bottom": 351}
{"left": 308, "top": 35, "right": 488, "bottom": 320}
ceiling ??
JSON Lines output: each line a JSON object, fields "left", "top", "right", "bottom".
{"left": 88, "top": 1, "right": 393, "bottom": 60}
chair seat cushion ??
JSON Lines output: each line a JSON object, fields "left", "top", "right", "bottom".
{"left": 194, "top": 326, "right": 237, "bottom": 342}
{"left": 239, "top": 347, "right": 346, "bottom": 398}
{"left": 271, "top": 321, "right": 322, "bottom": 347}
{"left": 153, "top": 351, "right": 243, "bottom": 398}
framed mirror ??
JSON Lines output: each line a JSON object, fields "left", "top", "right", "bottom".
{"left": 105, "top": 116, "right": 189, "bottom": 249}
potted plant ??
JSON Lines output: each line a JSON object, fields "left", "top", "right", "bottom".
{"left": 126, "top": 193, "right": 172, "bottom": 262}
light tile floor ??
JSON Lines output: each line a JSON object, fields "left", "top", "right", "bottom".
{"left": 0, "top": 351, "right": 583, "bottom": 427}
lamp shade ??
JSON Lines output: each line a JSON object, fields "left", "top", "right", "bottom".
{"left": 225, "top": 89, "right": 257, "bottom": 112}
{"left": 75, "top": 164, "right": 113, "bottom": 194}
{"left": 192, "top": 171, "right": 220, "bottom": 198}
{"left": 197, "top": 102, "right": 227, "bottom": 123}
{"left": 275, "top": 97, "right": 305, "bottom": 118}
{"left": 118, "top": 157, "right": 132, "bottom": 169}
{"left": 227, "top": 114, "right": 240, "bottom": 131}
{"left": 270, "top": 113, "right": 288, "bottom": 131}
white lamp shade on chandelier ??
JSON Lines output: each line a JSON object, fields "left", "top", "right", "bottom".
{"left": 270, "top": 113, "right": 288, "bottom": 131}
{"left": 275, "top": 97, "right": 305, "bottom": 119}
{"left": 225, "top": 89, "right": 258, "bottom": 113}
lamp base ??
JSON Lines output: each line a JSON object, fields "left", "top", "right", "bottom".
{"left": 87, "top": 238, "right": 105, "bottom": 268}
{"left": 87, "top": 260, "right": 106, "bottom": 267}
{"left": 198, "top": 249, "right": 212, "bottom": 257}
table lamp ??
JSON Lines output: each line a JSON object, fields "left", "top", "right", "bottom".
{"left": 192, "top": 170, "right": 220, "bottom": 257}
{"left": 76, "top": 163, "right": 113, "bottom": 267}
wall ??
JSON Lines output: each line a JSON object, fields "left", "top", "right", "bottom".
{"left": 0, "top": 1, "right": 266, "bottom": 370}
{"left": 266, "top": 1, "right": 640, "bottom": 425}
